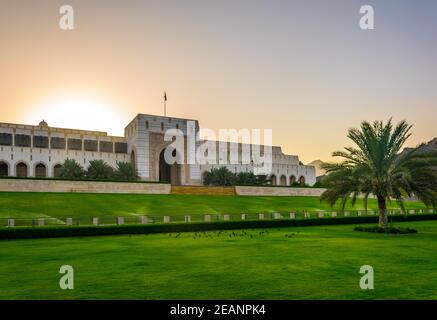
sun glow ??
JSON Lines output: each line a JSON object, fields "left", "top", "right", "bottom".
{"left": 27, "top": 97, "right": 126, "bottom": 136}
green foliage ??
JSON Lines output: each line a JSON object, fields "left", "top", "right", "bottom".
{"left": 354, "top": 226, "right": 418, "bottom": 234}
{"left": 1, "top": 221, "right": 437, "bottom": 299}
{"left": 203, "top": 167, "right": 269, "bottom": 186}
{"left": 114, "top": 161, "right": 138, "bottom": 181}
{"left": 86, "top": 160, "right": 114, "bottom": 180}
{"left": 203, "top": 167, "right": 236, "bottom": 186}
{"left": 58, "top": 158, "right": 85, "bottom": 179}
{"left": 0, "top": 214, "right": 435, "bottom": 240}
{"left": 321, "top": 119, "right": 437, "bottom": 228}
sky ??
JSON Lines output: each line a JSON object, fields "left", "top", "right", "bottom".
{"left": 0, "top": 0, "right": 436, "bottom": 163}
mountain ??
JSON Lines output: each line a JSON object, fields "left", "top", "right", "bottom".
{"left": 399, "top": 137, "right": 437, "bottom": 157}
{"left": 306, "top": 159, "right": 327, "bottom": 177}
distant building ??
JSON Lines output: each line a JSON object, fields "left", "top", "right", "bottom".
{"left": 0, "top": 114, "right": 316, "bottom": 185}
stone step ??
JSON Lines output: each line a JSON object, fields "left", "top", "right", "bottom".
{"left": 171, "top": 185, "right": 236, "bottom": 195}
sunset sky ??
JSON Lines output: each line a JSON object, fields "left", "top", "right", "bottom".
{"left": 0, "top": 0, "right": 436, "bottom": 163}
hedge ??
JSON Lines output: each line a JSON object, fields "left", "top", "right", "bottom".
{"left": 1, "top": 214, "right": 436, "bottom": 240}
{"left": 0, "top": 176, "right": 168, "bottom": 184}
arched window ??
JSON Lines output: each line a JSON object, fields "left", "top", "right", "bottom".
{"left": 270, "top": 174, "right": 277, "bottom": 186}
{"left": 280, "top": 175, "right": 287, "bottom": 186}
{"left": 53, "top": 164, "right": 62, "bottom": 177}
{"left": 16, "top": 162, "right": 28, "bottom": 177}
{"left": 35, "top": 163, "right": 47, "bottom": 178}
{"left": 289, "top": 175, "right": 296, "bottom": 185}
{"left": 0, "top": 161, "right": 9, "bottom": 176}
{"left": 299, "top": 176, "right": 306, "bottom": 186}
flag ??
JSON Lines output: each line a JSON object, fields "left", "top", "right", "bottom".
{"left": 164, "top": 91, "right": 167, "bottom": 102}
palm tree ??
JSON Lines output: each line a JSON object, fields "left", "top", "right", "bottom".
{"left": 114, "top": 161, "right": 138, "bottom": 181}
{"left": 86, "top": 160, "right": 114, "bottom": 180}
{"left": 203, "top": 167, "right": 236, "bottom": 186}
{"left": 58, "top": 158, "right": 85, "bottom": 179}
{"left": 321, "top": 119, "right": 437, "bottom": 228}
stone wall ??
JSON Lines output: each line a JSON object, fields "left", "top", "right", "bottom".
{"left": 0, "top": 178, "right": 171, "bottom": 194}
{"left": 235, "top": 186, "right": 326, "bottom": 196}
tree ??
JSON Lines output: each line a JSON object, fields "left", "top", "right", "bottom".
{"left": 58, "top": 158, "right": 85, "bottom": 179}
{"left": 321, "top": 119, "right": 437, "bottom": 228}
{"left": 203, "top": 167, "right": 236, "bottom": 186}
{"left": 236, "top": 172, "right": 258, "bottom": 185}
{"left": 86, "top": 160, "right": 114, "bottom": 180}
{"left": 114, "top": 161, "right": 138, "bottom": 181}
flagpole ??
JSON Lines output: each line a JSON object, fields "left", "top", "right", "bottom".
{"left": 164, "top": 91, "right": 167, "bottom": 117}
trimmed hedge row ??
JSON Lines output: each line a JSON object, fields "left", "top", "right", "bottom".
{"left": 0, "top": 176, "right": 168, "bottom": 184}
{"left": 1, "top": 214, "right": 436, "bottom": 240}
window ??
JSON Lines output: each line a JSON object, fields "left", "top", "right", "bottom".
{"left": 33, "top": 136, "right": 49, "bottom": 148}
{"left": 99, "top": 141, "right": 113, "bottom": 153}
{"left": 51, "top": 137, "right": 66, "bottom": 149}
{"left": 67, "top": 139, "right": 82, "bottom": 150}
{"left": 161, "top": 122, "right": 164, "bottom": 131}
{"left": 0, "top": 133, "right": 12, "bottom": 146}
{"left": 114, "top": 142, "right": 128, "bottom": 154}
{"left": 84, "top": 139, "right": 98, "bottom": 152}
{"left": 14, "top": 134, "right": 31, "bottom": 147}
{"left": 145, "top": 121, "right": 149, "bottom": 129}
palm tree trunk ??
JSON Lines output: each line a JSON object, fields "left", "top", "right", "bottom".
{"left": 377, "top": 195, "right": 388, "bottom": 228}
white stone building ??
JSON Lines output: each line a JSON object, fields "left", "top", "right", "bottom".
{"left": 0, "top": 114, "right": 316, "bottom": 186}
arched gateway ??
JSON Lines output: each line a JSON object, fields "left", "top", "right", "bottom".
{"left": 159, "top": 148, "right": 181, "bottom": 185}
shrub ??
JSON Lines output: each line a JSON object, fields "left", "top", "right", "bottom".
{"left": 203, "top": 167, "right": 236, "bottom": 186}
{"left": 114, "top": 161, "right": 139, "bottom": 181}
{"left": 354, "top": 226, "right": 418, "bottom": 234}
{"left": 86, "top": 160, "right": 114, "bottom": 180}
{"left": 58, "top": 158, "right": 85, "bottom": 179}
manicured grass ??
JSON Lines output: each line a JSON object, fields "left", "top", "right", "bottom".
{"left": 0, "top": 221, "right": 436, "bottom": 299}
{"left": 0, "top": 192, "right": 427, "bottom": 225}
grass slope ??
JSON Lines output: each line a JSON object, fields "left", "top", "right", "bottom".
{"left": 0, "top": 221, "right": 436, "bottom": 299}
{"left": 0, "top": 192, "right": 427, "bottom": 223}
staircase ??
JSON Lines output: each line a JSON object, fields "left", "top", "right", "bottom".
{"left": 171, "top": 185, "right": 236, "bottom": 195}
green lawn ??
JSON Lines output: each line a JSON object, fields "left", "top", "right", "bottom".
{"left": 0, "top": 221, "right": 436, "bottom": 299}
{"left": 0, "top": 192, "right": 427, "bottom": 225}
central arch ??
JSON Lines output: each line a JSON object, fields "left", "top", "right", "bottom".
{"left": 159, "top": 148, "right": 181, "bottom": 185}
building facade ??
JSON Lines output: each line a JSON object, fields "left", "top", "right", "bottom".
{"left": 0, "top": 114, "right": 316, "bottom": 186}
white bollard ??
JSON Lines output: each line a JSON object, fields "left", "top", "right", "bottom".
{"left": 357, "top": 211, "right": 362, "bottom": 216}
{"left": 241, "top": 214, "right": 247, "bottom": 220}
{"left": 408, "top": 210, "right": 415, "bottom": 215}
{"left": 38, "top": 218, "right": 45, "bottom": 226}
{"left": 117, "top": 217, "right": 125, "bottom": 225}
{"left": 204, "top": 215, "right": 211, "bottom": 222}
{"left": 318, "top": 212, "right": 324, "bottom": 218}
{"left": 304, "top": 212, "right": 310, "bottom": 219}
{"left": 185, "top": 215, "right": 191, "bottom": 223}
{"left": 140, "top": 216, "right": 148, "bottom": 224}
{"left": 331, "top": 212, "right": 337, "bottom": 217}
{"left": 258, "top": 213, "right": 265, "bottom": 220}
{"left": 66, "top": 218, "right": 73, "bottom": 226}
{"left": 344, "top": 211, "right": 350, "bottom": 217}
{"left": 290, "top": 212, "right": 296, "bottom": 219}
{"left": 163, "top": 216, "right": 170, "bottom": 223}
{"left": 93, "top": 217, "right": 99, "bottom": 226}
{"left": 223, "top": 214, "right": 230, "bottom": 221}
{"left": 7, "top": 219, "right": 15, "bottom": 227}
{"left": 273, "top": 212, "right": 282, "bottom": 220}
